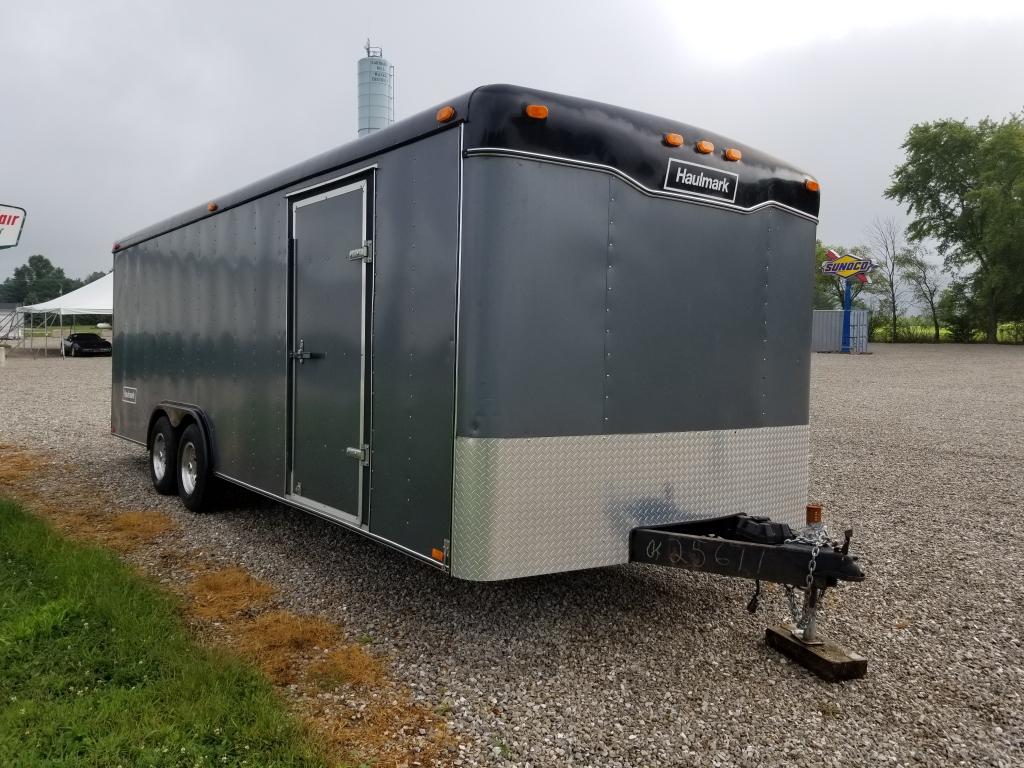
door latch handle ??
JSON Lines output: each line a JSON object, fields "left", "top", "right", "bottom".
{"left": 289, "top": 338, "right": 324, "bottom": 364}
{"left": 345, "top": 445, "right": 369, "bottom": 464}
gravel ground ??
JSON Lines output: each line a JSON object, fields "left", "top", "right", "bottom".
{"left": 1, "top": 344, "right": 1022, "bottom": 767}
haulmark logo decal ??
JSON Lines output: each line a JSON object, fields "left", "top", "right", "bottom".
{"left": 122, "top": 386, "right": 137, "bottom": 404}
{"left": 663, "top": 159, "right": 738, "bottom": 203}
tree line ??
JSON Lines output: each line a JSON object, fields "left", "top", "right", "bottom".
{"left": 815, "top": 112, "right": 1024, "bottom": 343}
{"left": 0, "top": 254, "right": 108, "bottom": 306}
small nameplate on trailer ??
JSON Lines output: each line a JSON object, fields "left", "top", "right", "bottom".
{"left": 122, "top": 386, "right": 137, "bottom": 404}
{"left": 663, "top": 159, "right": 738, "bottom": 203}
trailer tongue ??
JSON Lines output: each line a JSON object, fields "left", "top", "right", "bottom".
{"left": 631, "top": 506, "right": 867, "bottom": 681}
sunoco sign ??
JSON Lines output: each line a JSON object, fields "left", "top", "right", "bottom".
{"left": 0, "top": 204, "right": 26, "bottom": 250}
{"left": 821, "top": 249, "right": 876, "bottom": 283}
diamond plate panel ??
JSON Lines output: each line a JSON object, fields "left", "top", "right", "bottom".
{"left": 451, "top": 425, "right": 809, "bottom": 580}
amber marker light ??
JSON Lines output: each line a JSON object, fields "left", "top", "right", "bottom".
{"left": 524, "top": 104, "right": 549, "bottom": 119}
{"left": 724, "top": 147, "right": 742, "bottom": 162}
{"left": 663, "top": 132, "right": 684, "bottom": 147}
{"left": 435, "top": 105, "right": 456, "bottom": 123}
{"left": 431, "top": 547, "right": 446, "bottom": 562}
{"left": 806, "top": 504, "right": 824, "bottom": 525}
{"left": 207, "top": 202, "right": 218, "bottom": 212}
{"left": 805, "top": 178, "right": 821, "bottom": 193}
{"left": 695, "top": 140, "right": 714, "bottom": 154}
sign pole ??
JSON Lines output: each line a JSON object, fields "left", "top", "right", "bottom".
{"left": 841, "top": 278, "right": 852, "bottom": 353}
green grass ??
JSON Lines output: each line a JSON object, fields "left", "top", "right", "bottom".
{"left": 869, "top": 317, "right": 1024, "bottom": 344}
{"left": 0, "top": 498, "right": 327, "bottom": 768}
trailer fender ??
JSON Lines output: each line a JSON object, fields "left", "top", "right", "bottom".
{"left": 149, "top": 402, "right": 217, "bottom": 470}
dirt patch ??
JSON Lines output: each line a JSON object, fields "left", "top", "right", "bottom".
{"left": 0, "top": 444, "right": 47, "bottom": 484}
{"left": 309, "top": 644, "right": 384, "bottom": 689}
{"left": 90, "top": 510, "right": 177, "bottom": 551}
{"left": 188, "top": 566, "right": 276, "bottom": 619}
{"left": 233, "top": 610, "right": 339, "bottom": 684}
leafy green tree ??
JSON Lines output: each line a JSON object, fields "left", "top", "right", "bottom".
{"left": 81, "top": 270, "right": 109, "bottom": 286}
{"left": 0, "top": 255, "right": 82, "bottom": 305}
{"left": 812, "top": 241, "right": 839, "bottom": 309}
{"left": 886, "top": 114, "right": 1024, "bottom": 342}
{"left": 937, "top": 280, "right": 980, "bottom": 343}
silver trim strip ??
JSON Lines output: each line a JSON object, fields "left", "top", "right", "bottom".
{"left": 449, "top": 123, "right": 465, "bottom": 564}
{"left": 112, "top": 432, "right": 146, "bottom": 448}
{"left": 213, "top": 470, "right": 447, "bottom": 571}
{"left": 286, "top": 164, "right": 378, "bottom": 198}
{"left": 465, "top": 147, "right": 818, "bottom": 223}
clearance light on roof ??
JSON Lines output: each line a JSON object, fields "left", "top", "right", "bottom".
{"left": 695, "top": 140, "right": 714, "bottom": 154}
{"left": 663, "top": 132, "right": 684, "bottom": 147}
{"left": 805, "top": 178, "right": 821, "bottom": 193}
{"left": 724, "top": 147, "right": 742, "bottom": 162}
{"left": 435, "top": 105, "right": 456, "bottom": 123}
{"left": 524, "top": 104, "right": 549, "bottom": 119}
{"left": 207, "top": 202, "right": 219, "bottom": 212}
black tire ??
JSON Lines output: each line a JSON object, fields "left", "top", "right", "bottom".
{"left": 177, "top": 423, "right": 214, "bottom": 512}
{"left": 148, "top": 416, "right": 178, "bottom": 494}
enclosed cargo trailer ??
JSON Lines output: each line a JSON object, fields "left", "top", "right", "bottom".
{"left": 112, "top": 85, "right": 858, "bottom": 602}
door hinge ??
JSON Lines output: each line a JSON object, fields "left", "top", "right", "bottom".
{"left": 345, "top": 444, "right": 370, "bottom": 465}
{"left": 348, "top": 239, "right": 373, "bottom": 263}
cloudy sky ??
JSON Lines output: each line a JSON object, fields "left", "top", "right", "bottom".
{"left": 2, "top": 0, "right": 1022, "bottom": 280}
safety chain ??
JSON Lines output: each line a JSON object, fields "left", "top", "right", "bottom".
{"left": 783, "top": 523, "right": 837, "bottom": 634}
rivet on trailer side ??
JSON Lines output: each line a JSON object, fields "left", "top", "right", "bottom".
{"left": 111, "top": 84, "right": 866, "bottom": 680}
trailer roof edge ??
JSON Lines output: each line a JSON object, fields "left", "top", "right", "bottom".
{"left": 113, "top": 84, "right": 819, "bottom": 252}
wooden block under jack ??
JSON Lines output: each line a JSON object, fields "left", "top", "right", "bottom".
{"left": 765, "top": 625, "right": 868, "bottom": 682}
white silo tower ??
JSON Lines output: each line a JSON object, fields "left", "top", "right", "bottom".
{"left": 357, "top": 40, "right": 394, "bottom": 136}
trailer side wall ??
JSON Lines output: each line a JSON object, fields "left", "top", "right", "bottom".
{"left": 113, "top": 129, "right": 461, "bottom": 561}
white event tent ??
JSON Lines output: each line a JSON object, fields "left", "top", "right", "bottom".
{"left": 19, "top": 272, "right": 113, "bottom": 356}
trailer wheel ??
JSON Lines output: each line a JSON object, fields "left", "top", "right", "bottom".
{"left": 148, "top": 416, "right": 178, "bottom": 495}
{"left": 177, "top": 423, "right": 213, "bottom": 512}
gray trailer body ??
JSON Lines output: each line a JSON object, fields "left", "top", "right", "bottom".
{"left": 113, "top": 85, "right": 819, "bottom": 580}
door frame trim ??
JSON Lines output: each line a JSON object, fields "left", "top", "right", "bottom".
{"left": 287, "top": 177, "right": 371, "bottom": 526}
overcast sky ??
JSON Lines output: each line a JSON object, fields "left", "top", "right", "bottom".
{"left": 2, "top": 0, "right": 1022, "bottom": 280}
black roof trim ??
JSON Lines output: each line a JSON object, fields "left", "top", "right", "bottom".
{"left": 115, "top": 84, "right": 818, "bottom": 250}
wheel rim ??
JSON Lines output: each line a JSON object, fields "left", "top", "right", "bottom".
{"left": 180, "top": 441, "right": 198, "bottom": 495}
{"left": 152, "top": 432, "right": 167, "bottom": 481}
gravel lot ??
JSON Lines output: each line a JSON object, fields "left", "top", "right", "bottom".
{"left": 1, "top": 344, "right": 1022, "bottom": 767}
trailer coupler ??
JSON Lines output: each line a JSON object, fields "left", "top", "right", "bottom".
{"left": 630, "top": 511, "right": 868, "bottom": 681}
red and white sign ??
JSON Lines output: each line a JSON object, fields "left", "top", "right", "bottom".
{"left": 0, "top": 204, "right": 27, "bottom": 249}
